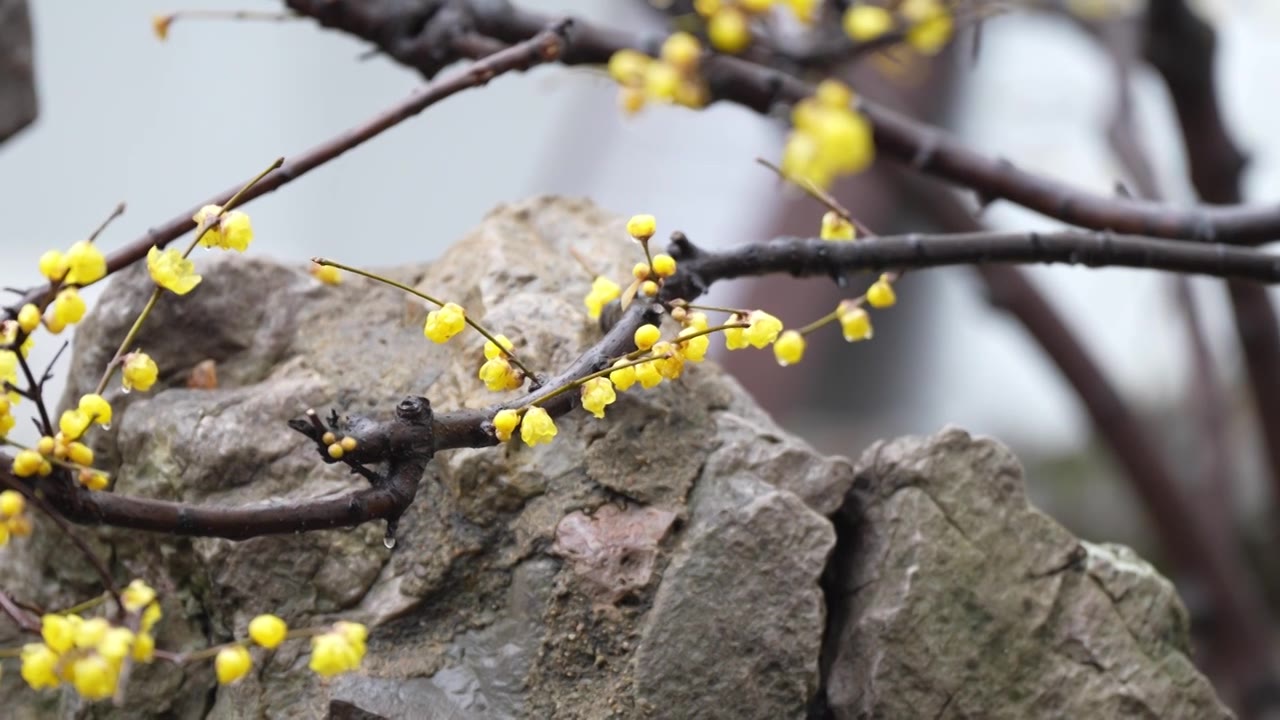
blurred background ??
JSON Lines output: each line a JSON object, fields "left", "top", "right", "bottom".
{"left": 3, "top": 0, "right": 1280, "bottom": 708}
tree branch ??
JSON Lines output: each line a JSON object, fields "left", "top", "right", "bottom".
{"left": 284, "top": 0, "right": 1280, "bottom": 245}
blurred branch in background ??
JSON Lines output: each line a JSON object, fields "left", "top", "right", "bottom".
{"left": 0, "top": 0, "right": 36, "bottom": 144}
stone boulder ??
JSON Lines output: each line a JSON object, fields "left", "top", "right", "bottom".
{"left": 0, "top": 197, "right": 1230, "bottom": 719}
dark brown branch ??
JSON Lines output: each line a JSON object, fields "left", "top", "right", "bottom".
{"left": 285, "top": 0, "right": 1280, "bottom": 245}
{"left": 1144, "top": 4, "right": 1280, "bottom": 577}
{"left": 977, "top": 264, "right": 1275, "bottom": 688}
{"left": 0, "top": 588, "right": 40, "bottom": 634}
{"left": 675, "top": 231, "right": 1280, "bottom": 287}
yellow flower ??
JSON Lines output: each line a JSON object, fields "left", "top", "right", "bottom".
{"left": 122, "top": 579, "right": 157, "bottom": 612}
{"left": 724, "top": 314, "right": 749, "bottom": 351}
{"left": 820, "top": 211, "right": 856, "bottom": 241}
{"left": 660, "top": 32, "right": 701, "bottom": 72}
{"left": 79, "top": 470, "right": 109, "bottom": 491}
{"left": 38, "top": 250, "right": 68, "bottom": 282}
{"left": 334, "top": 621, "right": 367, "bottom": 654}
{"left": 839, "top": 303, "right": 873, "bottom": 342}
{"left": 64, "top": 240, "right": 107, "bottom": 286}
{"left": 133, "top": 632, "right": 156, "bottom": 662}
{"left": 17, "top": 304, "right": 40, "bottom": 334}
{"left": 708, "top": 7, "right": 751, "bottom": 53}
{"left": 53, "top": 288, "right": 86, "bottom": 326}
{"left": 73, "top": 617, "right": 110, "bottom": 649}
{"left": 677, "top": 328, "right": 710, "bottom": 362}
{"left": 60, "top": 409, "right": 91, "bottom": 440}
{"left": 0, "top": 489, "right": 24, "bottom": 518}
{"left": 484, "top": 335, "right": 515, "bottom": 361}
{"left": 634, "top": 324, "right": 661, "bottom": 351}
{"left": 608, "top": 49, "right": 650, "bottom": 85}
{"left": 194, "top": 205, "right": 254, "bottom": 252}
{"left": 12, "top": 450, "right": 43, "bottom": 478}
{"left": 98, "top": 627, "right": 136, "bottom": 662}
{"left": 609, "top": 360, "right": 638, "bottom": 391}
{"left": 424, "top": 302, "right": 466, "bottom": 343}
{"left": 141, "top": 601, "right": 162, "bottom": 633}
{"left": 843, "top": 5, "right": 895, "bottom": 41}
{"left": 215, "top": 644, "right": 252, "bottom": 684}
{"left": 902, "top": 0, "right": 953, "bottom": 54}
{"left": 580, "top": 378, "right": 617, "bottom": 419}
{"left": 147, "top": 246, "right": 202, "bottom": 295}
{"left": 20, "top": 643, "right": 60, "bottom": 690}
{"left": 71, "top": 654, "right": 118, "bottom": 700}
{"left": 774, "top": 330, "right": 806, "bottom": 366}
{"left": 584, "top": 276, "right": 622, "bottom": 319}
{"left": 67, "top": 442, "right": 94, "bottom": 467}
{"left": 635, "top": 360, "right": 663, "bottom": 389}
{"left": 866, "top": 275, "right": 897, "bottom": 308}
{"left": 311, "top": 263, "right": 342, "bottom": 285}
{"left": 123, "top": 352, "right": 159, "bottom": 392}
{"left": 694, "top": 0, "right": 721, "bottom": 15}
{"left": 309, "top": 631, "right": 361, "bottom": 678}
{"left": 633, "top": 262, "right": 650, "bottom": 281}
{"left": 41, "top": 613, "right": 76, "bottom": 653}
{"left": 479, "top": 356, "right": 523, "bottom": 392}
{"left": 520, "top": 406, "right": 557, "bottom": 446}
{"left": 641, "top": 280, "right": 659, "bottom": 297}
{"left": 78, "top": 394, "right": 112, "bottom": 426}
{"left": 644, "top": 62, "right": 680, "bottom": 102}
{"left": 744, "top": 311, "right": 783, "bottom": 348}
{"left": 249, "top": 614, "right": 288, "bottom": 649}
{"left": 651, "top": 254, "right": 677, "bottom": 278}
{"left": 626, "top": 214, "right": 657, "bottom": 241}
{"left": 492, "top": 409, "right": 521, "bottom": 442}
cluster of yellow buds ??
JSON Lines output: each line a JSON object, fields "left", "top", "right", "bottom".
{"left": 478, "top": 335, "right": 524, "bottom": 392}
{"left": 0, "top": 383, "right": 16, "bottom": 439}
{"left": 489, "top": 308, "right": 715, "bottom": 448}
{"left": 319, "top": 430, "right": 359, "bottom": 460}
{"left": 13, "top": 424, "right": 109, "bottom": 489}
{"left": 0, "top": 489, "right": 33, "bottom": 546}
{"left": 20, "top": 580, "right": 160, "bottom": 701}
{"left": 584, "top": 276, "right": 622, "bottom": 320}
{"left": 36, "top": 240, "right": 107, "bottom": 333}
{"left": 212, "top": 615, "right": 368, "bottom": 685}
{"left": 781, "top": 80, "right": 874, "bottom": 190}
{"left": 842, "top": 0, "right": 954, "bottom": 55}
{"left": 608, "top": 33, "right": 707, "bottom": 114}
{"left": 694, "top": 0, "right": 819, "bottom": 53}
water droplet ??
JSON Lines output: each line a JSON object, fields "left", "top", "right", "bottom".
{"left": 121, "top": 387, "right": 131, "bottom": 395}
{"left": 101, "top": 423, "right": 111, "bottom": 431}
{"left": 383, "top": 536, "right": 396, "bottom": 549}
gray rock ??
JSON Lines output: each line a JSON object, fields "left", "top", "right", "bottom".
{"left": 825, "top": 427, "right": 1233, "bottom": 720}
{"left": 635, "top": 483, "right": 834, "bottom": 720}
{"left": 0, "top": 199, "right": 1229, "bottom": 719}
{"left": 1, "top": 197, "right": 852, "bottom": 719}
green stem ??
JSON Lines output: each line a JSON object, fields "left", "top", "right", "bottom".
{"left": 0, "top": 646, "right": 22, "bottom": 659}
{"left": 797, "top": 309, "right": 840, "bottom": 336}
{"left": 528, "top": 354, "right": 667, "bottom": 408}
{"left": 676, "top": 302, "right": 748, "bottom": 316}
{"left": 312, "top": 258, "right": 537, "bottom": 379}
{"left": 54, "top": 592, "right": 110, "bottom": 617}
{"left": 92, "top": 160, "right": 280, "bottom": 395}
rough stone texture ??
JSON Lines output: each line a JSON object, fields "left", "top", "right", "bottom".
{"left": 0, "top": 0, "right": 35, "bottom": 145}
{"left": 825, "top": 428, "right": 1233, "bottom": 719}
{"left": 0, "top": 198, "right": 1229, "bottom": 718}
{"left": 0, "top": 197, "right": 851, "bottom": 719}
